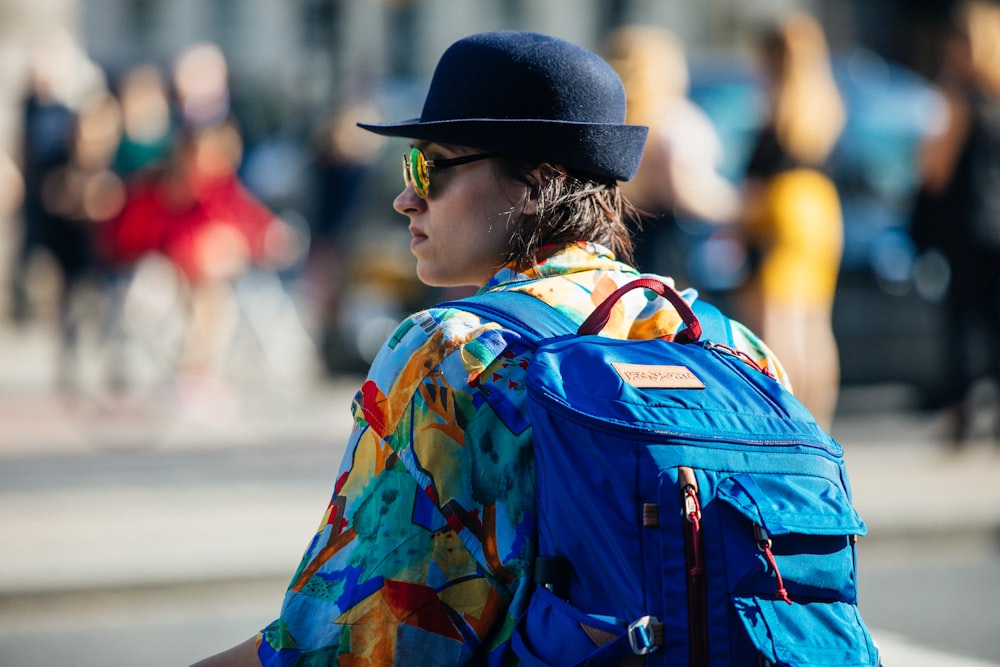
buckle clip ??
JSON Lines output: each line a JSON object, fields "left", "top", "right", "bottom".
{"left": 627, "top": 615, "right": 660, "bottom": 655}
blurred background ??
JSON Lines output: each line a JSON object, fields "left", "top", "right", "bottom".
{"left": 0, "top": 0, "right": 961, "bottom": 392}
{"left": 2, "top": 1, "right": 1000, "bottom": 666}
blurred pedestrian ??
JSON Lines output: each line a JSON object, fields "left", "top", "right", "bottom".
{"left": 107, "top": 121, "right": 293, "bottom": 398}
{"left": 43, "top": 90, "right": 126, "bottom": 390}
{"left": 172, "top": 42, "right": 232, "bottom": 132}
{"left": 12, "top": 30, "right": 123, "bottom": 389}
{"left": 736, "top": 11, "right": 846, "bottom": 431}
{"left": 10, "top": 34, "right": 78, "bottom": 325}
{"left": 603, "top": 25, "right": 741, "bottom": 282}
{"left": 111, "top": 63, "right": 176, "bottom": 180}
{"left": 301, "top": 97, "right": 387, "bottom": 369}
{"left": 193, "top": 29, "right": 788, "bottom": 667}
{"left": 910, "top": 0, "right": 1000, "bottom": 447}
{"left": 88, "top": 63, "right": 178, "bottom": 393}
{"left": 97, "top": 42, "right": 302, "bottom": 401}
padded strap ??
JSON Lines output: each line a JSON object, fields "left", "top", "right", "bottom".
{"left": 442, "top": 285, "right": 733, "bottom": 346}
{"left": 439, "top": 290, "right": 577, "bottom": 341}
{"left": 691, "top": 298, "right": 734, "bottom": 346}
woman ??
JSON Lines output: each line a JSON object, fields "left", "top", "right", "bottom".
{"left": 738, "top": 12, "right": 845, "bottom": 431}
{"left": 195, "top": 30, "right": 786, "bottom": 666}
{"left": 912, "top": 0, "right": 1000, "bottom": 446}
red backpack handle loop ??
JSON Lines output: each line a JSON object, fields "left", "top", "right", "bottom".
{"left": 578, "top": 277, "right": 703, "bottom": 343}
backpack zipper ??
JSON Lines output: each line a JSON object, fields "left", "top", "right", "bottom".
{"left": 679, "top": 466, "right": 709, "bottom": 667}
{"left": 529, "top": 386, "right": 843, "bottom": 456}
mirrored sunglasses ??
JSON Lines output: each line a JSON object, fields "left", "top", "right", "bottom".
{"left": 402, "top": 146, "right": 498, "bottom": 198}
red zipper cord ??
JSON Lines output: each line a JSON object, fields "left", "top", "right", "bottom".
{"left": 708, "top": 342, "right": 777, "bottom": 380}
{"left": 683, "top": 485, "right": 709, "bottom": 667}
{"left": 684, "top": 486, "right": 704, "bottom": 581}
{"left": 756, "top": 527, "right": 793, "bottom": 605}
{"left": 684, "top": 486, "right": 702, "bottom": 533}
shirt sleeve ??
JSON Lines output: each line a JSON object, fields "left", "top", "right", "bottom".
{"left": 258, "top": 310, "right": 536, "bottom": 666}
{"left": 728, "top": 318, "right": 793, "bottom": 392}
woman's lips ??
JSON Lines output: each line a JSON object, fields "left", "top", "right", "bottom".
{"left": 409, "top": 226, "right": 428, "bottom": 250}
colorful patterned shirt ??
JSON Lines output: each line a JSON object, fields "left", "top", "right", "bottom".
{"left": 258, "top": 242, "right": 787, "bottom": 666}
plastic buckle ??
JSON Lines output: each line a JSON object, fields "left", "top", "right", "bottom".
{"left": 627, "top": 615, "right": 660, "bottom": 655}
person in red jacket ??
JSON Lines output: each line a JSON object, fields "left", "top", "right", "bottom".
{"left": 101, "top": 120, "right": 295, "bottom": 391}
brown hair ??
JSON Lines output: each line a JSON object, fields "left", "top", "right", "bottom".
{"left": 603, "top": 25, "right": 689, "bottom": 128}
{"left": 759, "top": 12, "right": 845, "bottom": 165}
{"left": 495, "top": 160, "right": 639, "bottom": 269}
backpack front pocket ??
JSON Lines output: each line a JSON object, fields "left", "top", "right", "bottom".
{"left": 713, "top": 471, "right": 879, "bottom": 666}
{"left": 716, "top": 471, "right": 867, "bottom": 601}
{"left": 732, "top": 595, "right": 880, "bottom": 666}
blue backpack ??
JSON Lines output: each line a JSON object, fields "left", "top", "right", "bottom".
{"left": 445, "top": 278, "right": 881, "bottom": 667}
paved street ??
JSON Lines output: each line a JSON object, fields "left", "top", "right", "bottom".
{"left": 2, "top": 320, "right": 1000, "bottom": 666}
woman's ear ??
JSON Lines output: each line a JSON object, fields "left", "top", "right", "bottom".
{"left": 521, "top": 164, "right": 552, "bottom": 216}
{"left": 517, "top": 172, "right": 537, "bottom": 217}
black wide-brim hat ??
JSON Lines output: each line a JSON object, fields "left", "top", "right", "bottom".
{"left": 358, "top": 30, "right": 649, "bottom": 182}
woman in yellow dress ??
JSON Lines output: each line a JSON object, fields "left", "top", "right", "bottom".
{"left": 739, "top": 11, "right": 846, "bottom": 430}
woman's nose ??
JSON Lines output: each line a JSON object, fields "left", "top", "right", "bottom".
{"left": 393, "top": 186, "right": 425, "bottom": 216}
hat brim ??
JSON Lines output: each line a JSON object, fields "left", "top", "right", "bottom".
{"left": 358, "top": 118, "right": 648, "bottom": 182}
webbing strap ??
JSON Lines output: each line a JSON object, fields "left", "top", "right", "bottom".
{"left": 580, "top": 618, "right": 665, "bottom": 666}
{"left": 642, "top": 503, "right": 659, "bottom": 527}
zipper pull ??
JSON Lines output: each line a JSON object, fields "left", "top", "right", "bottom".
{"left": 755, "top": 525, "right": 793, "bottom": 605}
{"left": 679, "top": 466, "right": 709, "bottom": 666}
{"left": 705, "top": 341, "right": 777, "bottom": 379}
{"left": 683, "top": 485, "right": 701, "bottom": 532}
{"left": 678, "top": 466, "right": 701, "bottom": 530}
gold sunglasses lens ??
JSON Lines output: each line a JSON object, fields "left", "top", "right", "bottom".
{"left": 406, "top": 147, "right": 430, "bottom": 198}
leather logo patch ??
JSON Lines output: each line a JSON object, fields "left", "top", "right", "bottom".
{"left": 612, "top": 363, "right": 705, "bottom": 389}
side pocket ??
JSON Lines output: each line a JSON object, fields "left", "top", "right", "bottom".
{"left": 717, "top": 471, "right": 867, "bottom": 601}
{"left": 716, "top": 471, "right": 879, "bottom": 666}
{"left": 732, "top": 596, "right": 879, "bottom": 666}
{"left": 512, "top": 585, "right": 628, "bottom": 667}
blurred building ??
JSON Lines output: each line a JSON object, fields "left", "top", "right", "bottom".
{"left": 75, "top": 0, "right": 812, "bottom": 111}
{"left": 0, "top": 0, "right": 956, "bottom": 153}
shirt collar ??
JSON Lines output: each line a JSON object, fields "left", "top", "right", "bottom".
{"left": 478, "top": 241, "right": 638, "bottom": 294}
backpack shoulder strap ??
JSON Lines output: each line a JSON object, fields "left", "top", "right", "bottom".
{"left": 445, "top": 284, "right": 734, "bottom": 347}
{"left": 438, "top": 290, "right": 577, "bottom": 341}
{"left": 690, "top": 298, "right": 734, "bottom": 347}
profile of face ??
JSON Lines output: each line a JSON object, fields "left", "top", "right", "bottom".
{"left": 393, "top": 142, "right": 533, "bottom": 287}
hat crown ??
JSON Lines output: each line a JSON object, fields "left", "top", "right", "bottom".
{"left": 357, "top": 30, "right": 648, "bottom": 181}
{"left": 421, "top": 31, "right": 628, "bottom": 126}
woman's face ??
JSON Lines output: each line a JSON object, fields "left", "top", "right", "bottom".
{"left": 393, "top": 141, "right": 527, "bottom": 287}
